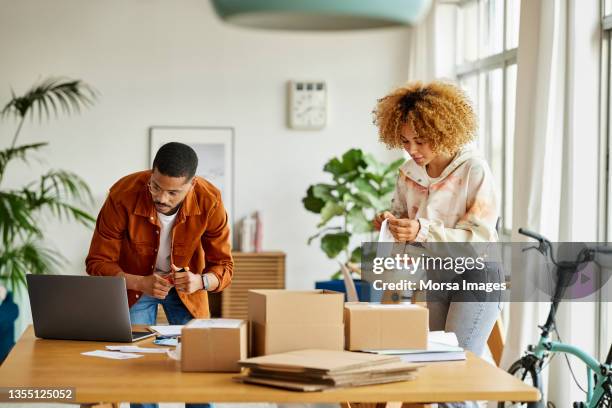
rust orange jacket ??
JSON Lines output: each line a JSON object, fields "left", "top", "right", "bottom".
{"left": 85, "top": 170, "right": 233, "bottom": 318}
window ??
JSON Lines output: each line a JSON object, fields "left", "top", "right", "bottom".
{"left": 600, "top": 0, "right": 612, "bottom": 362}
{"left": 455, "top": 0, "right": 520, "bottom": 235}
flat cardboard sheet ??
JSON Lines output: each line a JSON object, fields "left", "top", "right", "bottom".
{"left": 238, "top": 349, "right": 399, "bottom": 374}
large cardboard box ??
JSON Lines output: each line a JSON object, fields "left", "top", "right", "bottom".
{"left": 181, "top": 319, "right": 247, "bottom": 372}
{"left": 248, "top": 289, "right": 344, "bottom": 356}
{"left": 344, "top": 303, "right": 428, "bottom": 351}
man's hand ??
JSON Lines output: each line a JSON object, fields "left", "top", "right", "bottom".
{"left": 172, "top": 264, "right": 204, "bottom": 294}
{"left": 387, "top": 218, "right": 421, "bottom": 242}
{"left": 373, "top": 211, "right": 395, "bottom": 230}
{"left": 139, "top": 273, "right": 173, "bottom": 299}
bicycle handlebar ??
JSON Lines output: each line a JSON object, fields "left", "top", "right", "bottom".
{"left": 518, "top": 228, "right": 549, "bottom": 243}
{"left": 519, "top": 227, "right": 612, "bottom": 265}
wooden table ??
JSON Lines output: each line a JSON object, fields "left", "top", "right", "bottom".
{"left": 0, "top": 326, "right": 540, "bottom": 405}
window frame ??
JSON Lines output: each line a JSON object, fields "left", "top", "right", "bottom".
{"left": 600, "top": 0, "right": 612, "bottom": 363}
{"left": 455, "top": 0, "right": 518, "bottom": 237}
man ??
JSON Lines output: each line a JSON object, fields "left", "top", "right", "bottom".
{"left": 86, "top": 141, "right": 232, "bottom": 332}
{"left": 87, "top": 143, "right": 231, "bottom": 408}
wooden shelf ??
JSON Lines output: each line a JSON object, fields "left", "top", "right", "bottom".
{"left": 209, "top": 251, "right": 286, "bottom": 319}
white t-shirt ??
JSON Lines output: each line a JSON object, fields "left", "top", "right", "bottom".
{"left": 155, "top": 211, "right": 178, "bottom": 274}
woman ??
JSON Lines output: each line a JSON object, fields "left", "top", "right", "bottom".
{"left": 372, "top": 81, "right": 502, "bottom": 394}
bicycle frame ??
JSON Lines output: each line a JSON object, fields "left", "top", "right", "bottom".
{"left": 514, "top": 229, "right": 612, "bottom": 406}
{"left": 530, "top": 334, "right": 611, "bottom": 406}
{"left": 524, "top": 264, "right": 612, "bottom": 406}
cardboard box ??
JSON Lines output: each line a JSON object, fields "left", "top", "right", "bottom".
{"left": 344, "top": 303, "right": 428, "bottom": 351}
{"left": 248, "top": 289, "right": 344, "bottom": 356}
{"left": 181, "top": 318, "right": 247, "bottom": 372}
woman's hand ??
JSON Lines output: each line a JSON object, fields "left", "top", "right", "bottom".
{"left": 373, "top": 211, "right": 395, "bottom": 230}
{"left": 387, "top": 217, "right": 421, "bottom": 242}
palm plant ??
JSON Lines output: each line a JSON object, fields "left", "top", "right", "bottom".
{"left": 303, "top": 148, "right": 403, "bottom": 279}
{"left": 0, "top": 78, "right": 97, "bottom": 292}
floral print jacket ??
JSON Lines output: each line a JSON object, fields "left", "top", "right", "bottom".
{"left": 391, "top": 146, "right": 500, "bottom": 243}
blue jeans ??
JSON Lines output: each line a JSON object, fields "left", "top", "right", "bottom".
{"left": 129, "top": 288, "right": 212, "bottom": 408}
{"left": 426, "top": 264, "right": 504, "bottom": 408}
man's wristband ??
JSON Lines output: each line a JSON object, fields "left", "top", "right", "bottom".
{"left": 201, "top": 274, "right": 210, "bottom": 291}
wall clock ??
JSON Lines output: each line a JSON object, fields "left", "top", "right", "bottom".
{"left": 288, "top": 80, "right": 327, "bottom": 130}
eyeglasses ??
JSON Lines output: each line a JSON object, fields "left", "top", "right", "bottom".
{"left": 147, "top": 179, "right": 189, "bottom": 199}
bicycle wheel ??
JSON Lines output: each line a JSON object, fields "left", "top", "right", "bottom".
{"left": 498, "top": 357, "right": 543, "bottom": 408}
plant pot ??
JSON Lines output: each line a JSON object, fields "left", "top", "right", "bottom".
{"left": 0, "top": 291, "right": 19, "bottom": 364}
{"left": 314, "top": 279, "right": 371, "bottom": 302}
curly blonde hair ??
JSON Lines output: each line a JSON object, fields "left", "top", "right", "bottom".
{"left": 373, "top": 80, "right": 477, "bottom": 154}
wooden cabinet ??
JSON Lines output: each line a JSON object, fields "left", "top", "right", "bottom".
{"left": 209, "top": 251, "right": 286, "bottom": 319}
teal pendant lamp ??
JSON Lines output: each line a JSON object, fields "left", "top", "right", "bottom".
{"left": 211, "top": 0, "right": 433, "bottom": 31}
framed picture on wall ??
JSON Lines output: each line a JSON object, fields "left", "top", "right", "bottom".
{"left": 149, "top": 126, "right": 235, "bottom": 228}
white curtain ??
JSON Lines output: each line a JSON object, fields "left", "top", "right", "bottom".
{"left": 407, "top": 1, "right": 437, "bottom": 82}
{"left": 500, "top": 0, "right": 568, "bottom": 403}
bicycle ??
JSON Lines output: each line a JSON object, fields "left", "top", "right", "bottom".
{"left": 499, "top": 228, "right": 612, "bottom": 408}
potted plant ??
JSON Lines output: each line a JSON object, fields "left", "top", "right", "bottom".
{"left": 0, "top": 78, "right": 96, "bottom": 362}
{"left": 302, "top": 148, "right": 403, "bottom": 300}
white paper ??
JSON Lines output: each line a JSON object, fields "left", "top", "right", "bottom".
{"left": 399, "top": 351, "right": 466, "bottom": 363}
{"left": 82, "top": 350, "right": 143, "bottom": 360}
{"left": 428, "top": 331, "right": 459, "bottom": 347}
{"left": 149, "top": 325, "right": 183, "bottom": 336}
{"left": 187, "top": 319, "right": 243, "bottom": 329}
{"left": 376, "top": 219, "right": 396, "bottom": 261}
{"left": 106, "top": 345, "right": 169, "bottom": 354}
{"left": 378, "top": 219, "right": 396, "bottom": 243}
{"left": 167, "top": 343, "right": 181, "bottom": 361}
{"left": 363, "top": 331, "right": 463, "bottom": 355}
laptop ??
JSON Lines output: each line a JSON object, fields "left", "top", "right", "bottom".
{"left": 27, "top": 274, "right": 155, "bottom": 342}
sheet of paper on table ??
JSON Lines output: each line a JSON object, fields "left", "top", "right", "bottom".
{"left": 106, "top": 345, "right": 169, "bottom": 354}
{"left": 81, "top": 350, "right": 143, "bottom": 360}
{"left": 149, "top": 325, "right": 183, "bottom": 337}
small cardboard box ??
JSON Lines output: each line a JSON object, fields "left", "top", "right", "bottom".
{"left": 181, "top": 318, "right": 247, "bottom": 372}
{"left": 344, "top": 302, "right": 429, "bottom": 351}
{"left": 248, "top": 289, "right": 345, "bottom": 356}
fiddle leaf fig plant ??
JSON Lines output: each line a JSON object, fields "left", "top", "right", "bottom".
{"left": 303, "top": 148, "right": 403, "bottom": 279}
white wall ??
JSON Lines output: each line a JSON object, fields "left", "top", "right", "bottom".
{"left": 0, "top": 0, "right": 410, "bottom": 309}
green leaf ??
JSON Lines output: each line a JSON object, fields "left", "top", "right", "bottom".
{"left": 342, "top": 169, "right": 361, "bottom": 183}
{"left": 384, "top": 158, "right": 405, "bottom": 175}
{"left": 330, "top": 269, "right": 343, "bottom": 280}
{"left": 0, "top": 143, "right": 47, "bottom": 182}
{"left": 303, "top": 186, "right": 325, "bottom": 213}
{"left": 350, "top": 246, "right": 363, "bottom": 263}
{"left": 307, "top": 226, "right": 342, "bottom": 245}
{"left": 323, "top": 158, "right": 345, "bottom": 178}
{"left": 320, "top": 232, "right": 350, "bottom": 259}
{"left": 0, "top": 191, "right": 41, "bottom": 246}
{"left": 318, "top": 201, "right": 344, "bottom": 227}
{"left": 363, "top": 153, "right": 384, "bottom": 174}
{"left": 364, "top": 171, "right": 384, "bottom": 185}
{"left": 343, "top": 192, "right": 371, "bottom": 208}
{"left": 380, "top": 185, "right": 396, "bottom": 196}
{"left": 341, "top": 149, "right": 365, "bottom": 172}
{"left": 0, "top": 239, "right": 65, "bottom": 291}
{"left": 1, "top": 77, "right": 96, "bottom": 120}
{"left": 312, "top": 184, "right": 336, "bottom": 201}
{"left": 347, "top": 207, "right": 372, "bottom": 233}
{"left": 354, "top": 177, "right": 378, "bottom": 197}
{"left": 364, "top": 193, "right": 386, "bottom": 212}
{"left": 353, "top": 192, "right": 374, "bottom": 208}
